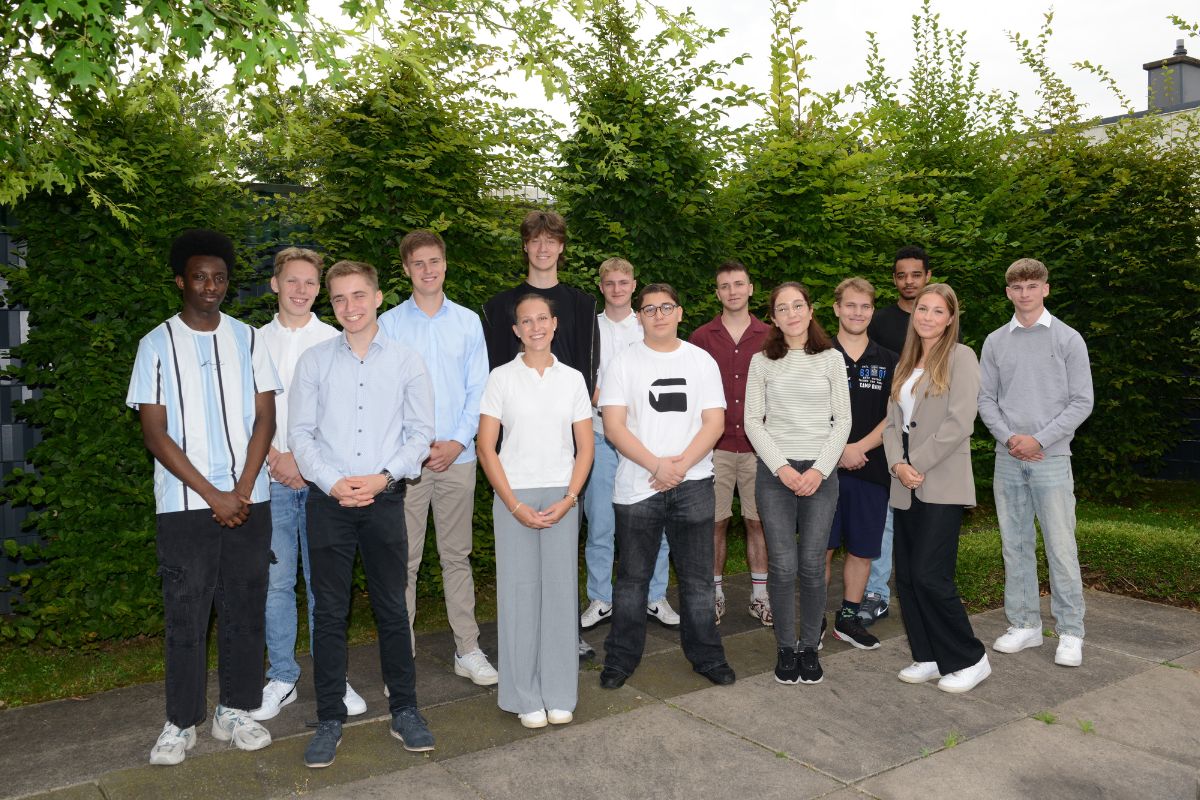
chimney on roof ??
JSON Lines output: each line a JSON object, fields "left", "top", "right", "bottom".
{"left": 1144, "top": 39, "right": 1200, "bottom": 111}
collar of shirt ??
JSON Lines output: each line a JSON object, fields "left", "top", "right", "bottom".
{"left": 399, "top": 294, "right": 451, "bottom": 320}
{"left": 1008, "top": 308, "right": 1053, "bottom": 331}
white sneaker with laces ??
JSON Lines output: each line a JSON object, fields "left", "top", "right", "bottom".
{"left": 547, "top": 708, "right": 573, "bottom": 725}
{"left": 1055, "top": 634, "right": 1083, "bottom": 667}
{"left": 898, "top": 661, "right": 941, "bottom": 684}
{"left": 212, "top": 705, "right": 273, "bottom": 750}
{"left": 149, "top": 722, "right": 196, "bottom": 766}
{"left": 250, "top": 679, "right": 297, "bottom": 721}
{"left": 344, "top": 681, "right": 367, "bottom": 715}
{"left": 518, "top": 709, "right": 547, "bottom": 728}
{"left": 647, "top": 598, "right": 680, "bottom": 628}
{"left": 937, "top": 654, "right": 992, "bottom": 693}
{"left": 992, "top": 625, "right": 1043, "bottom": 653}
{"left": 454, "top": 649, "right": 499, "bottom": 686}
{"left": 580, "top": 599, "right": 614, "bottom": 629}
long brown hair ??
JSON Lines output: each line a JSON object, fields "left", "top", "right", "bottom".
{"left": 762, "top": 282, "right": 832, "bottom": 360}
{"left": 890, "top": 283, "right": 961, "bottom": 399}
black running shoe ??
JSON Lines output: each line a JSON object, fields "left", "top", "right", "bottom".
{"left": 833, "top": 609, "right": 881, "bottom": 650}
{"left": 799, "top": 647, "right": 823, "bottom": 684}
{"left": 775, "top": 646, "right": 801, "bottom": 684}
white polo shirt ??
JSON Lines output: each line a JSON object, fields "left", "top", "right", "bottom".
{"left": 480, "top": 353, "right": 592, "bottom": 490}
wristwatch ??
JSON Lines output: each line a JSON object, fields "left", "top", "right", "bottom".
{"left": 565, "top": 492, "right": 579, "bottom": 508}
{"left": 380, "top": 469, "right": 397, "bottom": 493}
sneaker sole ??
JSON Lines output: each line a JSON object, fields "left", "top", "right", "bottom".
{"left": 992, "top": 638, "right": 1043, "bottom": 654}
{"left": 304, "top": 738, "right": 341, "bottom": 769}
{"left": 547, "top": 712, "right": 573, "bottom": 725}
{"left": 832, "top": 629, "right": 881, "bottom": 650}
{"left": 799, "top": 675, "right": 824, "bottom": 685}
{"left": 519, "top": 715, "right": 548, "bottom": 729}
{"left": 454, "top": 662, "right": 499, "bottom": 686}
{"left": 149, "top": 735, "right": 195, "bottom": 766}
{"left": 938, "top": 669, "right": 991, "bottom": 693}
{"left": 898, "top": 671, "right": 940, "bottom": 684}
{"left": 774, "top": 673, "right": 801, "bottom": 685}
{"left": 390, "top": 729, "right": 435, "bottom": 751}
{"left": 647, "top": 614, "right": 681, "bottom": 630}
{"left": 1054, "top": 653, "right": 1083, "bottom": 667}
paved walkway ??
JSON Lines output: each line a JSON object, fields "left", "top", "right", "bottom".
{"left": 2, "top": 575, "right": 1198, "bottom": 800}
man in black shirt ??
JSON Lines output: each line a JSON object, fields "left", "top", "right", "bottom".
{"left": 827, "top": 278, "right": 898, "bottom": 649}
{"left": 858, "top": 245, "right": 930, "bottom": 625}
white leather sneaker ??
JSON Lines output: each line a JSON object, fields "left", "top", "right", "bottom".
{"left": 454, "top": 649, "right": 499, "bottom": 686}
{"left": 1055, "top": 634, "right": 1083, "bottom": 667}
{"left": 992, "top": 626, "right": 1043, "bottom": 653}
{"left": 518, "top": 709, "right": 548, "bottom": 728}
{"left": 898, "top": 661, "right": 941, "bottom": 684}
{"left": 937, "top": 654, "right": 992, "bottom": 693}
{"left": 250, "top": 679, "right": 297, "bottom": 721}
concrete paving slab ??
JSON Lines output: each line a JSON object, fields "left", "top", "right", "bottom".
{"left": 1172, "top": 649, "right": 1200, "bottom": 669}
{"left": 441, "top": 702, "right": 842, "bottom": 800}
{"left": 673, "top": 638, "right": 1021, "bottom": 783}
{"left": 304, "top": 762, "right": 482, "bottom": 799}
{"left": 858, "top": 717, "right": 1200, "bottom": 800}
{"left": 1050, "top": 661, "right": 1200, "bottom": 769}
{"left": 1064, "top": 590, "right": 1200, "bottom": 662}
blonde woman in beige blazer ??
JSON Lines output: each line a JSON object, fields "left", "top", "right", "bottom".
{"left": 881, "top": 283, "right": 990, "bottom": 694}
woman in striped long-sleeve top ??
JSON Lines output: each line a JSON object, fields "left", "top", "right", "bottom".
{"left": 744, "top": 282, "right": 852, "bottom": 686}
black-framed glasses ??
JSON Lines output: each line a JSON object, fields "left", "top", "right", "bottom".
{"left": 640, "top": 303, "right": 678, "bottom": 317}
{"left": 773, "top": 301, "right": 809, "bottom": 316}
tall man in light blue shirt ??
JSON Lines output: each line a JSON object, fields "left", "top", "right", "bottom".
{"left": 289, "top": 260, "right": 436, "bottom": 768}
{"left": 378, "top": 230, "right": 497, "bottom": 686}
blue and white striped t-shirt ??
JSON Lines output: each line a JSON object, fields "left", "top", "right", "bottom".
{"left": 126, "top": 313, "right": 282, "bottom": 514}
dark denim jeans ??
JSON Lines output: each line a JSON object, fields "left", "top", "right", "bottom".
{"left": 755, "top": 459, "right": 839, "bottom": 650}
{"left": 603, "top": 478, "right": 726, "bottom": 677}
{"left": 156, "top": 502, "right": 272, "bottom": 728}
{"left": 307, "top": 485, "right": 417, "bottom": 722}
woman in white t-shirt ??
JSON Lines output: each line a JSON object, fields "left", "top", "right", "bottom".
{"left": 477, "top": 294, "right": 594, "bottom": 729}
{"left": 882, "top": 283, "right": 988, "bottom": 694}
{"left": 744, "top": 282, "right": 851, "bottom": 687}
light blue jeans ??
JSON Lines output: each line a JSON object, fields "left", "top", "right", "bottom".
{"left": 865, "top": 508, "right": 895, "bottom": 603}
{"left": 583, "top": 431, "right": 670, "bottom": 604}
{"left": 265, "top": 481, "right": 315, "bottom": 683}
{"left": 994, "top": 451, "right": 1085, "bottom": 638}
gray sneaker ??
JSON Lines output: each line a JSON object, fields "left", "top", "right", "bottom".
{"left": 391, "top": 707, "right": 435, "bottom": 752}
{"left": 578, "top": 634, "right": 595, "bottom": 662}
{"left": 857, "top": 592, "right": 889, "bottom": 627}
{"left": 304, "top": 720, "right": 342, "bottom": 768}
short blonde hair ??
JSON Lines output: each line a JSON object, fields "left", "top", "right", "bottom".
{"left": 273, "top": 247, "right": 324, "bottom": 279}
{"left": 1005, "top": 258, "right": 1048, "bottom": 284}
{"left": 598, "top": 257, "right": 634, "bottom": 280}
{"left": 325, "top": 260, "right": 378, "bottom": 292}
{"left": 834, "top": 277, "right": 875, "bottom": 304}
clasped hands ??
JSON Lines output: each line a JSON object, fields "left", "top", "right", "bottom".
{"left": 776, "top": 465, "right": 824, "bottom": 497}
{"left": 331, "top": 474, "right": 390, "bottom": 508}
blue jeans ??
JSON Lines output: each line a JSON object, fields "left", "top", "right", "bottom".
{"left": 994, "top": 452, "right": 1085, "bottom": 638}
{"left": 583, "top": 431, "right": 670, "bottom": 603}
{"left": 864, "top": 507, "right": 894, "bottom": 602}
{"left": 755, "top": 459, "right": 839, "bottom": 650}
{"left": 265, "top": 481, "right": 315, "bottom": 684}
{"left": 603, "top": 478, "right": 726, "bottom": 677}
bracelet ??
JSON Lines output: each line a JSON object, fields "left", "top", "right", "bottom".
{"left": 565, "top": 492, "right": 578, "bottom": 507}
{"left": 510, "top": 502, "right": 524, "bottom": 516}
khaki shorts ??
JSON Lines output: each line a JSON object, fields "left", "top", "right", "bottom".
{"left": 712, "top": 449, "right": 759, "bottom": 521}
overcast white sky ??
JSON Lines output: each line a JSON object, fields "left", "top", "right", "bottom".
{"left": 489, "top": 0, "right": 1195, "bottom": 127}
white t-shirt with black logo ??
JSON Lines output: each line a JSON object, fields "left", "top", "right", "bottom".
{"left": 599, "top": 340, "right": 726, "bottom": 505}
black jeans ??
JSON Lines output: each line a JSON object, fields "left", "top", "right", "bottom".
{"left": 603, "top": 478, "right": 726, "bottom": 677}
{"left": 307, "top": 485, "right": 417, "bottom": 721}
{"left": 893, "top": 494, "right": 985, "bottom": 674}
{"left": 156, "top": 502, "right": 271, "bottom": 728}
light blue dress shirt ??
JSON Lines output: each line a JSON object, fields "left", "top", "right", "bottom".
{"left": 378, "top": 295, "right": 487, "bottom": 464}
{"left": 288, "top": 330, "right": 434, "bottom": 495}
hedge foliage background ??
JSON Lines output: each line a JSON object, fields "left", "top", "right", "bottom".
{"left": 3, "top": 0, "right": 1199, "bottom": 646}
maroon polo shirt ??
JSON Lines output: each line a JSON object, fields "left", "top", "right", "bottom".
{"left": 688, "top": 314, "right": 772, "bottom": 452}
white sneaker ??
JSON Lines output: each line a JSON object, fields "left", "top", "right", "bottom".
{"left": 344, "top": 681, "right": 367, "bottom": 715}
{"left": 937, "top": 654, "right": 992, "bottom": 694}
{"left": 898, "top": 661, "right": 941, "bottom": 684}
{"left": 250, "top": 679, "right": 297, "bottom": 721}
{"left": 212, "top": 705, "right": 272, "bottom": 751}
{"left": 518, "top": 709, "right": 547, "bottom": 728}
{"left": 149, "top": 722, "right": 196, "bottom": 765}
{"left": 647, "top": 598, "right": 681, "bottom": 628}
{"left": 547, "top": 708, "right": 573, "bottom": 725}
{"left": 580, "top": 599, "right": 614, "bottom": 629}
{"left": 992, "top": 625, "right": 1043, "bottom": 653}
{"left": 1055, "top": 634, "right": 1083, "bottom": 667}
{"left": 454, "top": 649, "right": 499, "bottom": 685}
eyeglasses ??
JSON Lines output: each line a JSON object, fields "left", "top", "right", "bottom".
{"left": 639, "top": 303, "right": 678, "bottom": 317}
{"left": 773, "top": 301, "right": 809, "bottom": 316}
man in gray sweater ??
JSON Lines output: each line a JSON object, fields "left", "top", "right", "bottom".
{"left": 979, "top": 258, "right": 1093, "bottom": 668}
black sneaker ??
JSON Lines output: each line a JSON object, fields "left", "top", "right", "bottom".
{"left": 775, "top": 646, "right": 801, "bottom": 684}
{"left": 857, "top": 592, "right": 890, "bottom": 627}
{"left": 834, "top": 609, "right": 881, "bottom": 650}
{"left": 304, "top": 720, "right": 342, "bottom": 768}
{"left": 799, "top": 647, "right": 823, "bottom": 684}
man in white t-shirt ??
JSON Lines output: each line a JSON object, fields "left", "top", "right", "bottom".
{"left": 598, "top": 284, "right": 735, "bottom": 688}
{"left": 581, "top": 258, "right": 678, "bottom": 632}
{"left": 252, "top": 248, "right": 364, "bottom": 722}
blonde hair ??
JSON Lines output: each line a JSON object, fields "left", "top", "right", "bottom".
{"left": 598, "top": 257, "right": 634, "bottom": 280}
{"left": 273, "top": 247, "right": 323, "bottom": 279}
{"left": 834, "top": 277, "right": 875, "bottom": 304}
{"left": 890, "top": 283, "right": 961, "bottom": 400}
